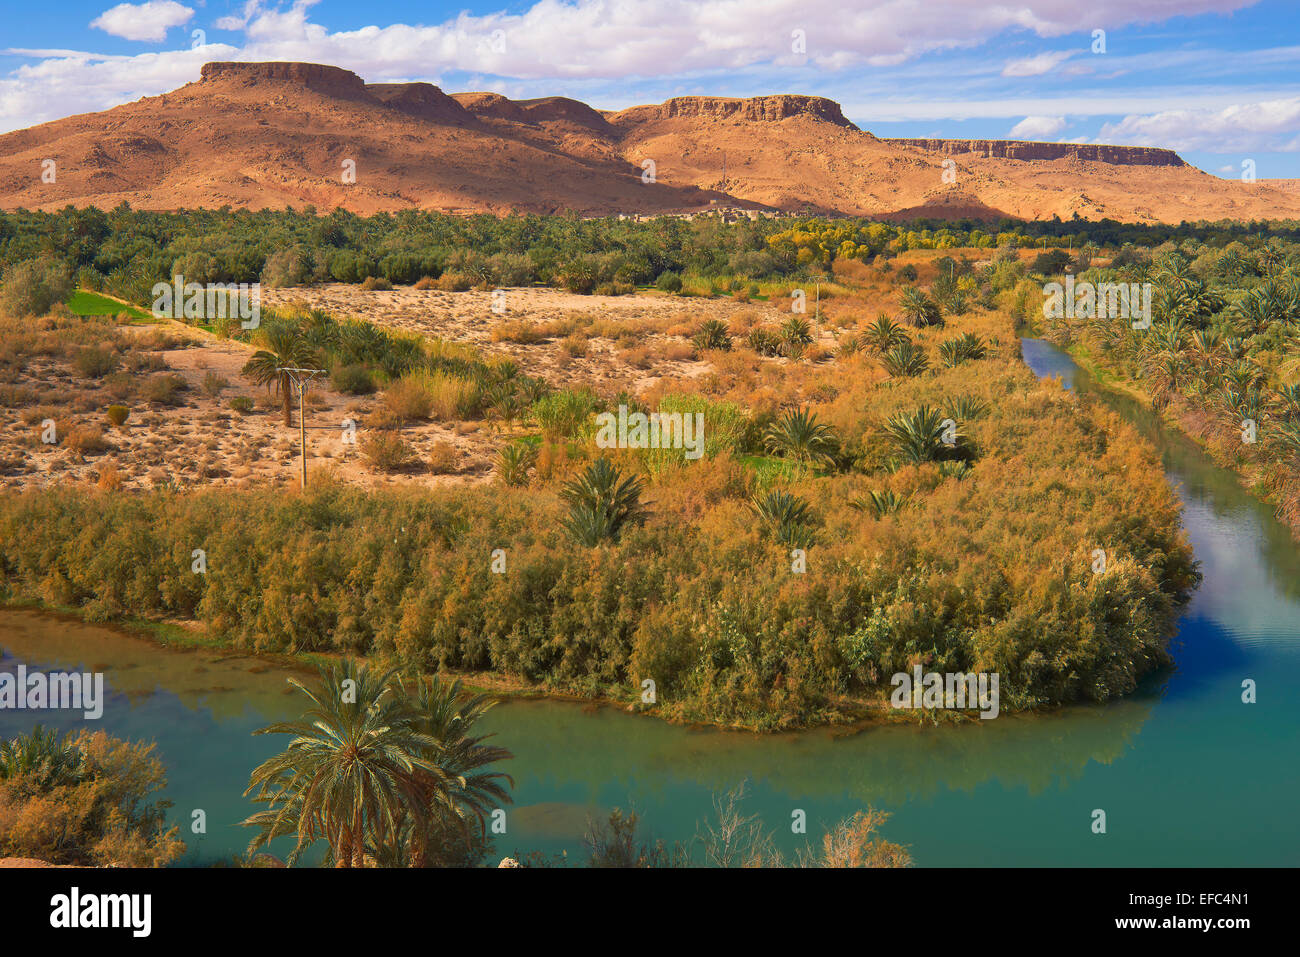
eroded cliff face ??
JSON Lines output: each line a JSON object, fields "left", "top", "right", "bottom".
{"left": 886, "top": 138, "right": 1185, "bottom": 167}
{"left": 7, "top": 60, "right": 1291, "bottom": 221}
{"left": 613, "top": 95, "right": 859, "bottom": 129}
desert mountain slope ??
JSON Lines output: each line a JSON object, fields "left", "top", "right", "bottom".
{"left": 1, "top": 60, "right": 1297, "bottom": 223}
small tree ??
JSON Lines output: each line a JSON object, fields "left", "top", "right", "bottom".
{"left": 0, "top": 257, "right": 72, "bottom": 317}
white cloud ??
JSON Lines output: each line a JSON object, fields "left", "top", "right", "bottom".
{"left": 178, "top": 0, "right": 1259, "bottom": 81}
{"left": 0, "top": 48, "right": 231, "bottom": 131}
{"left": 1009, "top": 115, "right": 1067, "bottom": 138}
{"left": 1099, "top": 96, "right": 1300, "bottom": 151}
{"left": 1002, "top": 51, "right": 1075, "bottom": 77}
{"left": 91, "top": 1, "right": 194, "bottom": 43}
{"left": 214, "top": 1, "right": 263, "bottom": 32}
{"left": 0, "top": 0, "right": 1271, "bottom": 135}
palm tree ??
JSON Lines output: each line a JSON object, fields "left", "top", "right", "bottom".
{"left": 863, "top": 314, "right": 910, "bottom": 354}
{"left": 898, "top": 287, "right": 943, "bottom": 328}
{"left": 848, "top": 489, "right": 905, "bottom": 518}
{"left": 242, "top": 322, "right": 313, "bottom": 426}
{"left": 938, "top": 332, "right": 987, "bottom": 367}
{"left": 243, "top": 660, "right": 443, "bottom": 867}
{"left": 1145, "top": 353, "right": 1188, "bottom": 410}
{"left": 763, "top": 406, "right": 840, "bottom": 468}
{"left": 494, "top": 442, "right": 537, "bottom": 486}
{"left": 561, "top": 457, "right": 649, "bottom": 546}
{"left": 749, "top": 489, "right": 816, "bottom": 546}
{"left": 883, "top": 405, "right": 961, "bottom": 464}
{"left": 384, "top": 677, "right": 514, "bottom": 867}
{"left": 882, "top": 340, "right": 929, "bottom": 378}
{"left": 693, "top": 319, "right": 732, "bottom": 352}
{"left": 0, "top": 725, "right": 88, "bottom": 792}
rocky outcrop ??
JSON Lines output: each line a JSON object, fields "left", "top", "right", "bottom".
{"left": 886, "top": 138, "right": 1185, "bottom": 167}
{"left": 517, "top": 96, "right": 612, "bottom": 132}
{"left": 453, "top": 92, "right": 529, "bottom": 121}
{"left": 367, "top": 83, "right": 470, "bottom": 124}
{"left": 200, "top": 62, "right": 371, "bottom": 100}
{"left": 613, "top": 95, "right": 858, "bottom": 129}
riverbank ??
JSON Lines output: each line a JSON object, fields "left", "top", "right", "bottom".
{"left": 1043, "top": 332, "right": 1300, "bottom": 540}
{"left": 0, "top": 599, "right": 939, "bottom": 733}
{"left": 1, "top": 264, "right": 1199, "bottom": 730}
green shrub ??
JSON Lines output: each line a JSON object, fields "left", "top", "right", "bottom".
{"left": 655, "top": 272, "right": 683, "bottom": 293}
{"left": 332, "top": 363, "right": 376, "bottom": 395}
{"left": 1, "top": 257, "right": 73, "bottom": 317}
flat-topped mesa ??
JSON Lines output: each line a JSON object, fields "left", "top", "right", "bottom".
{"left": 616, "top": 95, "right": 858, "bottom": 129}
{"left": 199, "top": 61, "right": 371, "bottom": 99}
{"left": 887, "top": 138, "right": 1185, "bottom": 167}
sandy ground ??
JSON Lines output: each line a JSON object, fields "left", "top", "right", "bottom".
{"left": 2, "top": 288, "right": 801, "bottom": 493}
{"left": 262, "top": 284, "right": 797, "bottom": 392}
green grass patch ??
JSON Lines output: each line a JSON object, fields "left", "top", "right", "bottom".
{"left": 67, "top": 289, "right": 152, "bottom": 322}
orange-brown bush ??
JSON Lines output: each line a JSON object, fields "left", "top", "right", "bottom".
{"left": 0, "top": 728, "right": 185, "bottom": 867}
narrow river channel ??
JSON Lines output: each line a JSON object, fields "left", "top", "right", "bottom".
{"left": 2, "top": 338, "right": 1297, "bottom": 865}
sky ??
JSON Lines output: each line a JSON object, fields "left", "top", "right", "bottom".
{"left": 2, "top": 0, "right": 1299, "bottom": 178}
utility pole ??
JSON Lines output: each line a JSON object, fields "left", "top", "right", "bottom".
{"left": 279, "top": 367, "right": 324, "bottom": 489}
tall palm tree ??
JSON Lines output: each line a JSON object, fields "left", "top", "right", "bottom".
{"left": 242, "top": 322, "right": 314, "bottom": 426}
{"left": 391, "top": 677, "right": 514, "bottom": 867}
{"left": 242, "top": 660, "right": 443, "bottom": 867}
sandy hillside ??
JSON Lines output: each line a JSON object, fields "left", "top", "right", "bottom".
{"left": 1, "top": 60, "right": 1298, "bottom": 224}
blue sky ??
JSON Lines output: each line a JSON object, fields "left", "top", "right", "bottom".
{"left": 3, "top": 0, "right": 1299, "bottom": 177}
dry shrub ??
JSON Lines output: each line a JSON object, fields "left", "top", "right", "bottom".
{"left": 812, "top": 809, "right": 912, "bottom": 868}
{"left": 538, "top": 314, "right": 587, "bottom": 337}
{"left": 359, "top": 276, "right": 392, "bottom": 291}
{"left": 62, "top": 425, "right": 109, "bottom": 455}
{"left": 491, "top": 320, "right": 545, "bottom": 344}
{"left": 381, "top": 378, "right": 433, "bottom": 421}
{"left": 105, "top": 404, "right": 130, "bottom": 428}
{"left": 21, "top": 406, "right": 61, "bottom": 427}
{"left": 0, "top": 729, "right": 184, "bottom": 867}
{"left": 427, "top": 440, "right": 458, "bottom": 474}
{"left": 727, "top": 309, "right": 762, "bottom": 335}
{"left": 414, "top": 276, "right": 437, "bottom": 290}
{"left": 437, "top": 271, "right": 474, "bottom": 292}
{"left": 360, "top": 431, "right": 414, "bottom": 472}
{"left": 664, "top": 321, "right": 694, "bottom": 338}
{"left": 534, "top": 440, "right": 571, "bottom": 481}
{"left": 141, "top": 374, "right": 186, "bottom": 405}
{"left": 73, "top": 346, "right": 119, "bottom": 378}
{"left": 562, "top": 334, "right": 589, "bottom": 357}
{"left": 103, "top": 373, "right": 135, "bottom": 401}
{"left": 408, "top": 370, "right": 481, "bottom": 420}
{"left": 96, "top": 461, "right": 123, "bottom": 490}
{"left": 661, "top": 342, "right": 695, "bottom": 362}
